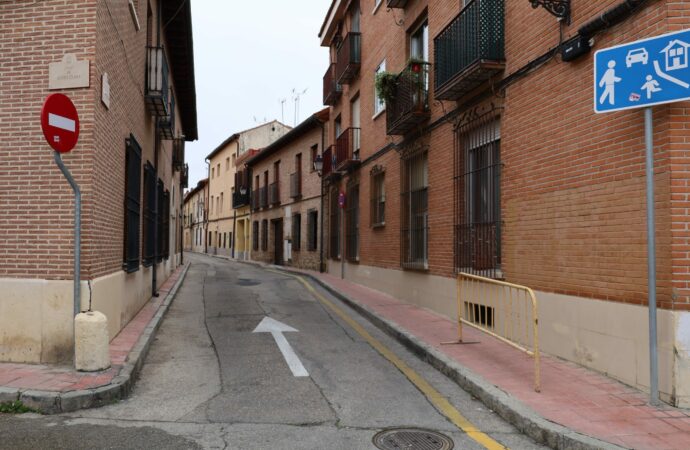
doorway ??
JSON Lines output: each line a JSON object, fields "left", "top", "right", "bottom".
{"left": 272, "top": 218, "right": 284, "bottom": 265}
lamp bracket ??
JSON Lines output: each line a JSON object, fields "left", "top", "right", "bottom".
{"left": 529, "top": 0, "right": 570, "bottom": 25}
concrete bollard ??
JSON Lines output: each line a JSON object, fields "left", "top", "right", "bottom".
{"left": 75, "top": 311, "right": 111, "bottom": 372}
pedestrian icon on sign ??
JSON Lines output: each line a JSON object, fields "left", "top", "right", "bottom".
{"left": 599, "top": 60, "right": 622, "bottom": 106}
{"left": 641, "top": 75, "right": 662, "bottom": 99}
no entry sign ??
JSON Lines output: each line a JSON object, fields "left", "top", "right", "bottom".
{"left": 41, "top": 93, "right": 80, "bottom": 153}
{"left": 338, "top": 191, "right": 346, "bottom": 208}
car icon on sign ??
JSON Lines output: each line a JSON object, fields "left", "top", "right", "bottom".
{"left": 626, "top": 48, "right": 649, "bottom": 67}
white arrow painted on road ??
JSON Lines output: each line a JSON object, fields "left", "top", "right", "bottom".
{"left": 252, "top": 317, "right": 309, "bottom": 377}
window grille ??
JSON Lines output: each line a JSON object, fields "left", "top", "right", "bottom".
{"left": 142, "top": 162, "right": 156, "bottom": 267}
{"left": 370, "top": 169, "right": 385, "bottom": 226}
{"left": 123, "top": 135, "right": 141, "bottom": 272}
{"left": 261, "top": 219, "right": 268, "bottom": 251}
{"left": 162, "top": 189, "right": 170, "bottom": 259}
{"left": 329, "top": 188, "right": 340, "bottom": 259}
{"left": 454, "top": 108, "right": 502, "bottom": 278}
{"left": 253, "top": 221, "right": 259, "bottom": 251}
{"left": 401, "top": 149, "right": 428, "bottom": 269}
{"left": 307, "top": 210, "right": 318, "bottom": 251}
{"left": 292, "top": 213, "right": 301, "bottom": 251}
{"left": 346, "top": 182, "right": 359, "bottom": 261}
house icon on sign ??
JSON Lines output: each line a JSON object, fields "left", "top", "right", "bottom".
{"left": 661, "top": 39, "right": 690, "bottom": 71}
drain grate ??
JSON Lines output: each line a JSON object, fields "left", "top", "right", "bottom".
{"left": 237, "top": 278, "right": 261, "bottom": 286}
{"left": 373, "top": 428, "right": 454, "bottom": 450}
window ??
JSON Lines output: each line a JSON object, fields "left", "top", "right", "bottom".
{"left": 211, "top": 167, "right": 214, "bottom": 179}
{"left": 371, "top": 170, "right": 385, "bottom": 226}
{"left": 307, "top": 210, "right": 318, "bottom": 251}
{"left": 210, "top": 195, "right": 214, "bottom": 214}
{"left": 161, "top": 187, "right": 170, "bottom": 260}
{"left": 410, "top": 20, "right": 429, "bottom": 62}
{"left": 208, "top": 231, "right": 212, "bottom": 244}
{"left": 123, "top": 135, "right": 142, "bottom": 272}
{"left": 232, "top": 154, "right": 236, "bottom": 167}
{"left": 346, "top": 182, "right": 359, "bottom": 261}
{"left": 217, "top": 163, "right": 220, "bottom": 176}
{"left": 226, "top": 157, "right": 230, "bottom": 171}
{"left": 261, "top": 219, "right": 268, "bottom": 251}
{"left": 401, "top": 150, "right": 428, "bottom": 269}
{"left": 374, "top": 59, "right": 386, "bottom": 115}
{"left": 220, "top": 192, "right": 223, "bottom": 213}
{"left": 455, "top": 115, "right": 502, "bottom": 278}
{"left": 142, "top": 162, "right": 156, "bottom": 267}
{"left": 329, "top": 188, "right": 340, "bottom": 259}
{"left": 310, "top": 144, "right": 318, "bottom": 171}
{"left": 229, "top": 232, "right": 233, "bottom": 248}
{"left": 292, "top": 213, "right": 301, "bottom": 251}
{"left": 253, "top": 221, "right": 259, "bottom": 251}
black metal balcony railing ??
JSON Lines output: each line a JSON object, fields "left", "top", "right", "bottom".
{"left": 159, "top": 92, "right": 175, "bottom": 139}
{"left": 290, "top": 172, "right": 301, "bottom": 198}
{"left": 323, "top": 63, "right": 343, "bottom": 106}
{"left": 387, "top": 0, "right": 408, "bottom": 8}
{"left": 172, "top": 137, "right": 185, "bottom": 172}
{"left": 335, "top": 127, "right": 361, "bottom": 171}
{"left": 434, "top": 0, "right": 505, "bottom": 101}
{"left": 145, "top": 46, "right": 170, "bottom": 117}
{"left": 386, "top": 61, "right": 431, "bottom": 136}
{"left": 251, "top": 190, "right": 260, "bottom": 211}
{"left": 259, "top": 186, "right": 268, "bottom": 209}
{"left": 336, "top": 32, "right": 361, "bottom": 85}
{"left": 233, "top": 190, "right": 250, "bottom": 209}
{"left": 269, "top": 182, "right": 280, "bottom": 205}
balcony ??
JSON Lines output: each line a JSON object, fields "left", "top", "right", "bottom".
{"left": 251, "top": 190, "right": 260, "bottom": 211}
{"left": 145, "top": 46, "right": 170, "bottom": 117}
{"left": 172, "top": 137, "right": 185, "bottom": 172}
{"left": 233, "top": 190, "right": 250, "bottom": 209}
{"left": 335, "top": 127, "right": 361, "bottom": 172}
{"left": 159, "top": 92, "right": 175, "bottom": 139}
{"left": 259, "top": 186, "right": 268, "bottom": 209}
{"left": 434, "top": 0, "right": 505, "bottom": 101}
{"left": 269, "top": 182, "right": 280, "bottom": 205}
{"left": 336, "top": 32, "right": 361, "bottom": 85}
{"left": 290, "top": 172, "right": 302, "bottom": 198}
{"left": 387, "top": 0, "right": 408, "bottom": 8}
{"left": 323, "top": 64, "right": 342, "bottom": 106}
{"left": 386, "top": 61, "right": 431, "bottom": 136}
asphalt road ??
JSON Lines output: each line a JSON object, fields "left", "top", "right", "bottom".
{"left": 0, "top": 253, "right": 546, "bottom": 449}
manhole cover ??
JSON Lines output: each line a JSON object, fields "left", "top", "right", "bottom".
{"left": 372, "top": 428, "right": 454, "bottom": 450}
{"left": 237, "top": 278, "right": 260, "bottom": 286}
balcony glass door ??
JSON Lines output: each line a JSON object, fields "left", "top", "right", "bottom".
{"left": 351, "top": 97, "right": 360, "bottom": 158}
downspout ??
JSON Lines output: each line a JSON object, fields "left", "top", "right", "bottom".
{"left": 151, "top": 0, "right": 163, "bottom": 298}
{"left": 205, "top": 158, "right": 210, "bottom": 253}
{"left": 319, "top": 121, "right": 325, "bottom": 273}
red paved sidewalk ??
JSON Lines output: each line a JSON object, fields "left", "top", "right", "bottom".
{"left": 292, "top": 268, "right": 690, "bottom": 450}
{"left": 0, "top": 265, "right": 185, "bottom": 396}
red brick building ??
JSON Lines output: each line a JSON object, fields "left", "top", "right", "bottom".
{"left": 247, "top": 110, "right": 329, "bottom": 270}
{"left": 0, "top": 0, "right": 196, "bottom": 363}
{"left": 319, "top": 0, "right": 690, "bottom": 405}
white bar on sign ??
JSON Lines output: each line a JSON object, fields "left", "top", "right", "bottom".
{"left": 48, "top": 113, "right": 75, "bottom": 132}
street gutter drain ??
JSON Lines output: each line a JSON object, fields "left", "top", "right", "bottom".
{"left": 372, "top": 428, "right": 454, "bottom": 450}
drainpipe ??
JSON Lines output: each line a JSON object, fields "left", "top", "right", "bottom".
{"left": 204, "top": 158, "right": 210, "bottom": 253}
{"left": 319, "top": 121, "right": 325, "bottom": 273}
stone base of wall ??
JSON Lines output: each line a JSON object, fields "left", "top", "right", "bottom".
{"left": 0, "top": 258, "right": 177, "bottom": 364}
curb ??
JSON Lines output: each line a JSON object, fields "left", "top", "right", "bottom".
{"left": 273, "top": 266, "right": 625, "bottom": 450}
{"left": 13, "top": 263, "right": 191, "bottom": 414}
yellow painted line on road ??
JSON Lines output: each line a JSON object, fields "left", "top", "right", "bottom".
{"left": 268, "top": 270, "right": 508, "bottom": 450}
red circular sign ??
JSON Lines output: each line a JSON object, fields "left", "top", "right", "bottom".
{"left": 338, "top": 191, "right": 346, "bottom": 208}
{"left": 40, "top": 93, "right": 80, "bottom": 153}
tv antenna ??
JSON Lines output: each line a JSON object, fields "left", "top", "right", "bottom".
{"left": 292, "top": 88, "right": 308, "bottom": 126}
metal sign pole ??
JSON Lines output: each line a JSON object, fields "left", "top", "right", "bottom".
{"left": 644, "top": 107, "right": 659, "bottom": 405}
{"left": 53, "top": 151, "right": 81, "bottom": 363}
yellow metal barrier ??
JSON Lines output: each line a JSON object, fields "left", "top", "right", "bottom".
{"left": 447, "top": 272, "right": 541, "bottom": 392}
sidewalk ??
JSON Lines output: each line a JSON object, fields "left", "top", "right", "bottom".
{"left": 0, "top": 263, "right": 189, "bottom": 414}
{"left": 280, "top": 266, "right": 690, "bottom": 450}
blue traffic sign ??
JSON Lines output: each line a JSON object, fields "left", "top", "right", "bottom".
{"left": 594, "top": 28, "right": 690, "bottom": 113}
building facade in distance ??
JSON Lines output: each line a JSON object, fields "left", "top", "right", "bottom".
{"left": 247, "top": 110, "right": 328, "bottom": 270}
{"left": 183, "top": 178, "right": 208, "bottom": 254}
{"left": 0, "top": 0, "right": 196, "bottom": 363}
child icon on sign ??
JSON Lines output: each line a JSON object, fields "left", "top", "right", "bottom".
{"left": 599, "top": 60, "right": 622, "bottom": 106}
{"left": 641, "top": 75, "right": 661, "bottom": 99}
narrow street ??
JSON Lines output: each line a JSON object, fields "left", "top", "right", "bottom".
{"left": 0, "top": 253, "right": 543, "bottom": 449}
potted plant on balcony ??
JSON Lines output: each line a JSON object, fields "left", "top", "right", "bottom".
{"left": 375, "top": 71, "right": 398, "bottom": 104}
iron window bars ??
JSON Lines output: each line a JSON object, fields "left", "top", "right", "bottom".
{"left": 401, "top": 149, "right": 428, "bottom": 269}
{"left": 123, "top": 135, "right": 142, "bottom": 273}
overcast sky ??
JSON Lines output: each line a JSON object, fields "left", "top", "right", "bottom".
{"left": 184, "top": 1, "right": 330, "bottom": 188}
